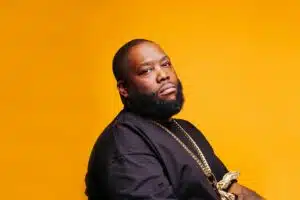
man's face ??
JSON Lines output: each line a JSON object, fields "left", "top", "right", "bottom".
{"left": 127, "top": 42, "right": 179, "bottom": 100}
{"left": 118, "top": 41, "right": 184, "bottom": 119}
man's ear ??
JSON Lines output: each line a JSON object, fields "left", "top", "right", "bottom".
{"left": 117, "top": 80, "right": 129, "bottom": 98}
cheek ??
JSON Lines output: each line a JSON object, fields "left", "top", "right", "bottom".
{"left": 130, "top": 77, "right": 159, "bottom": 94}
{"left": 169, "top": 70, "right": 179, "bottom": 83}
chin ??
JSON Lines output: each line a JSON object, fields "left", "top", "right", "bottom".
{"left": 160, "top": 94, "right": 177, "bottom": 101}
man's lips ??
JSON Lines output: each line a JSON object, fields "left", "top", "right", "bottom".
{"left": 158, "top": 83, "right": 177, "bottom": 96}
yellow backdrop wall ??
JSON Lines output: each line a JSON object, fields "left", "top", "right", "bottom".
{"left": 1, "top": 0, "right": 299, "bottom": 199}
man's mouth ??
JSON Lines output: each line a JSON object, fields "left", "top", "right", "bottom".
{"left": 158, "top": 83, "right": 177, "bottom": 96}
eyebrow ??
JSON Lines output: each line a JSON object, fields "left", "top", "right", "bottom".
{"left": 138, "top": 56, "right": 170, "bottom": 67}
{"left": 160, "top": 55, "right": 170, "bottom": 62}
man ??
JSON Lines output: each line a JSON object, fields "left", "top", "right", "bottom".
{"left": 85, "top": 39, "right": 264, "bottom": 200}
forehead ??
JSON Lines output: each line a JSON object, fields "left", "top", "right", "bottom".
{"left": 127, "top": 42, "right": 167, "bottom": 67}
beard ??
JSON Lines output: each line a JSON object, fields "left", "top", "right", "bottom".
{"left": 125, "top": 80, "right": 185, "bottom": 120}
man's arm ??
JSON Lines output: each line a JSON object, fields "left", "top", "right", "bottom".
{"left": 228, "top": 182, "right": 265, "bottom": 200}
{"left": 106, "top": 124, "right": 179, "bottom": 200}
{"left": 108, "top": 152, "right": 178, "bottom": 200}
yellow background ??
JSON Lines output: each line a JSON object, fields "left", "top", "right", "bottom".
{"left": 1, "top": 0, "right": 299, "bottom": 199}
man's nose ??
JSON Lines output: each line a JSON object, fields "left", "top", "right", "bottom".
{"left": 156, "top": 67, "right": 170, "bottom": 83}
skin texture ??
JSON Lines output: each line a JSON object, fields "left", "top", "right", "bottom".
{"left": 117, "top": 41, "right": 265, "bottom": 200}
{"left": 229, "top": 183, "right": 265, "bottom": 200}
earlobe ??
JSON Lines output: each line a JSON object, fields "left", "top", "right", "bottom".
{"left": 117, "top": 80, "right": 129, "bottom": 98}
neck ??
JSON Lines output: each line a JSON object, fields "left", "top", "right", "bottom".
{"left": 124, "top": 106, "right": 174, "bottom": 122}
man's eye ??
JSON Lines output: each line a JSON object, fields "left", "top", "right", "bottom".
{"left": 162, "top": 61, "right": 171, "bottom": 67}
{"left": 140, "top": 68, "right": 153, "bottom": 75}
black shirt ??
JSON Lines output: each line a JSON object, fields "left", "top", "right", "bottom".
{"left": 85, "top": 109, "right": 228, "bottom": 200}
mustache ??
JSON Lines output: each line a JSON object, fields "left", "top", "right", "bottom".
{"left": 147, "top": 82, "right": 178, "bottom": 97}
{"left": 127, "top": 80, "right": 183, "bottom": 106}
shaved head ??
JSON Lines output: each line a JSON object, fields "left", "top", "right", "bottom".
{"left": 112, "top": 39, "right": 154, "bottom": 82}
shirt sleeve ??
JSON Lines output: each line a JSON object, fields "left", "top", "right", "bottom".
{"left": 106, "top": 123, "right": 179, "bottom": 200}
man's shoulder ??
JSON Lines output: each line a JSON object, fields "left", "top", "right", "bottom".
{"left": 92, "top": 110, "right": 155, "bottom": 156}
{"left": 105, "top": 109, "right": 147, "bottom": 132}
{"left": 96, "top": 109, "right": 150, "bottom": 144}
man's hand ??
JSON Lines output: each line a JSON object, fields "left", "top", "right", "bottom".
{"left": 228, "top": 183, "right": 265, "bottom": 200}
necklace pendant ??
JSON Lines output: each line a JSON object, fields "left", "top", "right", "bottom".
{"left": 217, "top": 171, "right": 239, "bottom": 200}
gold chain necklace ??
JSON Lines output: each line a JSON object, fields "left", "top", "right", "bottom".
{"left": 152, "top": 119, "right": 239, "bottom": 200}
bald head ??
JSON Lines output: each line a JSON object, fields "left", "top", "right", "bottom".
{"left": 112, "top": 38, "right": 154, "bottom": 82}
